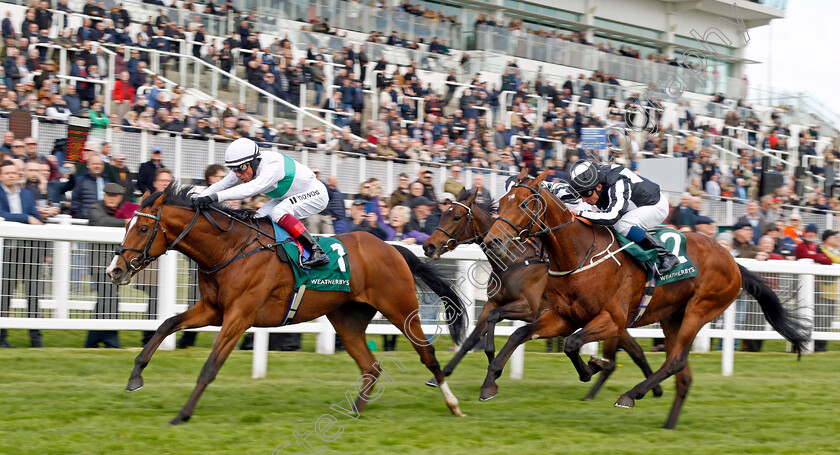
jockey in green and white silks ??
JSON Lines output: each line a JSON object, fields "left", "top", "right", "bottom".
{"left": 192, "top": 138, "right": 330, "bottom": 268}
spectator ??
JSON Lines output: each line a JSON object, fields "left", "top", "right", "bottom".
{"left": 406, "top": 196, "right": 439, "bottom": 235}
{"left": 668, "top": 193, "right": 697, "bottom": 229}
{"left": 71, "top": 154, "right": 110, "bottom": 219}
{"left": 386, "top": 205, "right": 429, "bottom": 244}
{"left": 347, "top": 198, "right": 387, "bottom": 239}
{"left": 85, "top": 182, "right": 134, "bottom": 349}
{"left": 388, "top": 173, "right": 411, "bottom": 208}
{"left": 444, "top": 166, "right": 465, "bottom": 196}
{"left": 45, "top": 94, "right": 72, "bottom": 121}
{"left": 815, "top": 229, "right": 840, "bottom": 352}
{"left": 0, "top": 160, "right": 45, "bottom": 348}
{"left": 694, "top": 216, "right": 716, "bottom": 237}
{"left": 113, "top": 71, "right": 135, "bottom": 119}
{"left": 136, "top": 146, "right": 164, "bottom": 195}
{"left": 731, "top": 221, "right": 758, "bottom": 258}
{"left": 737, "top": 200, "right": 764, "bottom": 244}
{"left": 795, "top": 224, "right": 832, "bottom": 265}
{"left": 471, "top": 174, "right": 494, "bottom": 213}
{"left": 755, "top": 235, "right": 784, "bottom": 261}
{"left": 416, "top": 169, "right": 438, "bottom": 202}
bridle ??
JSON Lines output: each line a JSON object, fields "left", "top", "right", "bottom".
{"left": 114, "top": 204, "right": 285, "bottom": 275}
{"left": 114, "top": 207, "right": 203, "bottom": 272}
{"left": 496, "top": 181, "right": 577, "bottom": 240}
{"left": 496, "top": 180, "right": 598, "bottom": 276}
{"left": 434, "top": 201, "right": 481, "bottom": 250}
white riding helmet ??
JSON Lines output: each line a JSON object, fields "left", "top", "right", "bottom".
{"left": 224, "top": 138, "right": 261, "bottom": 167}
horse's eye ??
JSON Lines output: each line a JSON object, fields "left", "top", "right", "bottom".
{"left": 453, "top": 216, "right": 462, "bottom": 221}
{"left": 139, "top": 226, "right": 149, "bottom": 233}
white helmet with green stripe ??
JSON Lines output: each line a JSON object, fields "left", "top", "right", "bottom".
{"left": 224, "top": 138, "right": 261, "bottom": 169}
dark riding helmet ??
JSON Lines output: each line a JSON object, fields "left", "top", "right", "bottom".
{"left": 568, "top": 161, "right": 602, "bottom": 197}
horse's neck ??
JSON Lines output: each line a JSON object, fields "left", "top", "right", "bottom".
{"left": 164, "top": 208, "right": 247, "bottom": 270}
{"left": 472, "top": 205, "right": 496, "bottom": 238}
{"left": 474, "top": 205, "right": 542, "bottom": 266}
{"left": 543, "top": 204, "right": 595, "bottom": 271}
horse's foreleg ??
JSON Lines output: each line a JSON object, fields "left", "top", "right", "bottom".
{"left": 169, "top": 312, "right": 251, "bottom": 426}
{"left": 484, "top": 297, "right": 535, "bottom": 364}
{"left": 582, "top": 337, "right": 619, "bottom": 401}
{"left": 480, "top": 309, "right": 571, "bottom": 401}
{"left": 427, "top": 301, "right": 496, "bottom": 387}
{"left": 617, "top": 331, "right": 664, "bottom": 398}
{"left": 563, "top": 311, "right": 622, "bottom": 383}
{"left": 127, "top": 299, "right": 220, "bottom": 393}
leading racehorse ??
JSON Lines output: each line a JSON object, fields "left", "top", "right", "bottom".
{"left": 106, "top": 184, "right": 468, "bottom": 424}
{"left": 481, "top": 169, "right": 808, "bottom": 429}
{"left": 423, "top": 189, "right": 663, "bottom": 400}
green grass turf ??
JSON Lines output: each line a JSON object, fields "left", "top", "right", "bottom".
{"left": 0, "top": 332, "right": 838, "bottom": 455}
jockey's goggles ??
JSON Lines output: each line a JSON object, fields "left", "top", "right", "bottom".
{"left": 229, "top": 162, "right": 250, "bottom": 173}
{"left": 580, "top": 188, "right": 596, "bottom": 198}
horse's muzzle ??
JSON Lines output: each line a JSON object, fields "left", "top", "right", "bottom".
{"left": 484, "top": 238, "right": 508, "bottom": 261}
{"left": 423, "top": 242, "right": 439, "bottom": 258}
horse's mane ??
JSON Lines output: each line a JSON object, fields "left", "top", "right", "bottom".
{"left": 140, "top": 182, "right": 258, "bottom": 220}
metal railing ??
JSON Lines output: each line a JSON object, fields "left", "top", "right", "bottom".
{"left": 1, "top": 219, "right": 836, "bottom": 379}
{"left": 233, "top": 0, "right": 462, "bottom": 49}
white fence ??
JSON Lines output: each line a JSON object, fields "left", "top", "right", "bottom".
{"left": 1, "top": 219, "right": 838, "bottom": 381}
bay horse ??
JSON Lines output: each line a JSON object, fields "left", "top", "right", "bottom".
{"left": 481, "top": 169, "right": 809, "bottom": 429}
{"left": 423, "top": 189, "right": 663, "bottom": 400}
{"left": 106, "top": 184, "right": 469, "bottom": 425}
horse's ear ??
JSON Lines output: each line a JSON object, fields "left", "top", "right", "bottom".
{"left": 517, "top": 168, "right": 529, "bottom": 181}
{"left": 457, "top": 187, "right": 469, "bottom": 201}
{"left": 465, "top": 188, "right": 478, "bottom": 204}
{"left": 533, "top": 168, "right": 549, "bottom": 186}
{"left": 140, "top": 189, "right": 151, "bottom": 202}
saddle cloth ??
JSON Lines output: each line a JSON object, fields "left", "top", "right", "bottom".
{"left": 272, "top": 223, "right": 351, "bottom": 292}
{"left": 612, "top": 227, "right": 699, "bottom": 286}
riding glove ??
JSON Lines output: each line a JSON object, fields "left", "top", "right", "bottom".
{"left": 192, "top": 194, "right": 218, "bottom": 208}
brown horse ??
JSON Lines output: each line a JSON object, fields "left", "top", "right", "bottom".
{"left": 481, "top": 169, "right": 809, "bottom": 429}
{"left": 106, "top": 184, "right": 468, "bottom": 425}
{"left": 423, "top": 189, "right": 663, "bottom": 400}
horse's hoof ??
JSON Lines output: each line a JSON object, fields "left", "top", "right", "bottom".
{"left": 479, "top": 384, "right": 498, "bottom": 401}
{"left": 168, "top": 414, "right": 190, "bottom": 426}
{"left": 588, "top": 355, "right": 608, "bottom": 371}
{"left": 652, "top": 386, "right": 664, "bottom": 398}
{"left": 614, "top": 394, "right": 635, "bottom": 409}
{"left": 452, "top": 408, "right": 467, "bottom": 417}
{"left": 580, "top": 394, "right": 594, "bottom": 401}
{"left": 426, "top": 377, "right": 439, "bottom": 387}
{"left": 126, "top": 377, "right": 144, "bottom": 392}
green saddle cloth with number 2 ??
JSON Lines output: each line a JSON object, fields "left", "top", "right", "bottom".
{"left": 613, "top": 227, "right": 698, "bottom": 286}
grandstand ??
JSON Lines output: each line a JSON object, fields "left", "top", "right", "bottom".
{"left": 1, "top": 0, "right": 839, "bottom": 355}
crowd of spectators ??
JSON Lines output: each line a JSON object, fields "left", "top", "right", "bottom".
{"left": 1, "top": 0, "right": 839, "bottom": 351}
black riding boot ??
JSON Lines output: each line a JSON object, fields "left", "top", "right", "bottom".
{"left": 638, "top": 232, "right": 680, "bottom": 275}
{"left": 297, "top": 230, "right": 330, "bottom": 269}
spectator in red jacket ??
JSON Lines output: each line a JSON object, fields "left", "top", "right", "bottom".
{"left": 112, "top": 70, "right": 135, "bottom": 120}
{"left": 794, "top": 223, "right": 832, "bottom": 265}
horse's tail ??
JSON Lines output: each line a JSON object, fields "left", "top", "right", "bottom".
{"left": 738, "top": 264, "right": 810, "bottom": 354}
{"left": 392, "top": 244, "right": 467, "bottom": 345}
